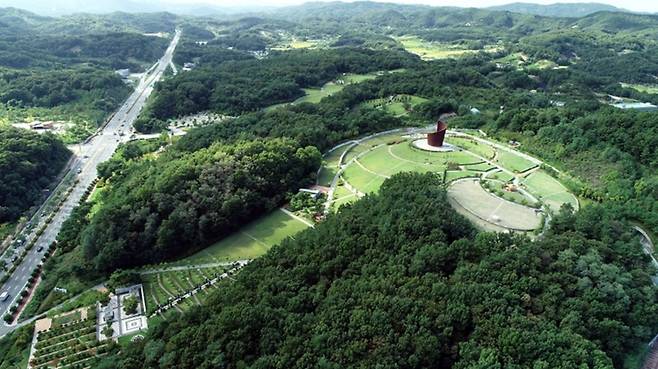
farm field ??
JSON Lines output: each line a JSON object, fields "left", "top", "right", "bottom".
{"left": 395, "top": 35, "right": 501, "bottom": 60}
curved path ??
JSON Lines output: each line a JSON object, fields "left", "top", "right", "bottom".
{"left": 321, "top": 128, "right": 562, "bottom": 234}
{"left": 636, "top": 226, "right": 658, "bottom": 369}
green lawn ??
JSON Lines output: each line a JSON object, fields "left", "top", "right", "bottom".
{"left": 447, "top": 137, "right": 496, "bottom": 159}
{"left": 342, "top": 163, "right": 386, "bottom": 194}
{"left": 621, "top": 83, "right": 658, "bottom": 94}
{"left": 487, "top": 171, "right": 515, "bottom": 182}
{"left": 318, "top": 165, "right": 338, "bottom": 187}
{"left": 522, "top": 170, "right": 578, "bottom": 212}
{"left": 389, "top": 142, "right": 481, "bottom": 166}
{"left": 318, "top": 145, "right": 350, "bottom": 186}
{"left": 343, "top": 143, "right": 371, "bottom": 164}
{"left": 445, "top": 171, "right": 479, "bottom": 182}
{"left": 494, "top": 150, "right": 537, "bottom": 173}
{"left": 331, "top": 185, "right": 357, "bottom": 209}
{"left": 464, "top": 162, "right": 496, "bottom": 172}
{"left": 361, "top": 95, "right": 428, "bottom": 117}
{"left": 295, "top": 83, "right": 345, "bottom": 104}
{"left": 395, "top": 35, "right": 501, "bottom": 60}
{"left": 175, "top": 209, "right": 310, "bottom": 265}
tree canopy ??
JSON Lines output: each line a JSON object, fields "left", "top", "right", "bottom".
{"left": 0, "top": 126, "right": 70, "bottom": 222}
{"left": 95, "top": 173, "right": 658, "bottom": 369}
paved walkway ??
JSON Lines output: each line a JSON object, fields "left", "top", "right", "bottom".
{"left": 280, "top": 208, "right": 315, "bottom": 228}
{"left": 139, "top": 260, "right": 249, "bottom": 275}
{"left": 636, "top": 226, "right": 658, "bottom": 369}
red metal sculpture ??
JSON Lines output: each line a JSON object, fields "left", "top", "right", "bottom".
{"left": 427, "top": 120, "right": 447, "bottom": 147}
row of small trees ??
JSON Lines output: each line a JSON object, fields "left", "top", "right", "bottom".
{"left": 2, "top": 253, "right": 52, "bottom": 323}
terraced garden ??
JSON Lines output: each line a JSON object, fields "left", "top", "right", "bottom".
{"left": 30, "top": 307, "right": 108, "bottom": 369}
{"left": 135, "top": 208, "right": 310, "bottom": 319}
{"left": 321, "top": 130, "right": 577, "bottom": 232}
{"left": 141, "top": 266, "right": 229, "bottom": 316}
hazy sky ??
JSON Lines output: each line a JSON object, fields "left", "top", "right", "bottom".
{"left": 165, "top": 0, "right": 657, "bottom": 12}
{"left": 1, "top": 0, "right": 656, "bottom": 15}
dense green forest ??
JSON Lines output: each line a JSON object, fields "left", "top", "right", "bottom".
{"left": 2, "top": 2, "right": 658, "bottom": 368}
{"left": 0, "top": 126, "right": 70, "bottom": 222}
{"left": 0, "top": 68, "right": 130, "bottom": 111}
{"left": 95, "top": 173, "right": 658, "bottom": 368}
{"left": 45, "top": 138, "right": 319, "bottom": 277}
{"left": 136, "top": 47, "right": 416, "bottom": 131}
{"left": 0, "top": 7, "right": 172, "bottom": 142}
{"left": 488, "top": 106, "right": 658, "bottom": 236}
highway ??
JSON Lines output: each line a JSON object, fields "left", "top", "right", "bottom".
{"left": 0, "top": 30, "right": 180, "bottom": 337}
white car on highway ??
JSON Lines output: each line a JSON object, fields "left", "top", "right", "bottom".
{"left": 0, "top": 291, "right": 9, "bottom": 302}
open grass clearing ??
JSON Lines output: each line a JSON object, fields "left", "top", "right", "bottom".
{"left": 343, "top": 143, "right": 371, "bottom": 164}
{"left": 361, "top": 94, "right": 428, "bottom": 116}
{"left": 390, "top": 142, "right": 482, "bottom": 166}
{"left": 342, "top": 163, "right": 387, "bottom": 194}
{"left": 527, "top": 59, "right": 558, "bottom": 70}
{"left": 395, "top": 35, "right": 501, "bottom": 60}
{"left": 522, "top": 170, "right": 578, "bottom": 212}
{"left": 621, "top": 83, "right": 658, "bottom": 94}
{"left": 171, "top": 209, "right": 309, "bottom": 266}
{"left": 295, "top": 83, "right": 345, "bottom": 104}
{"left": 464, "top": 162, "right": 496, "bottom": 172}
{"left": 446, "top": 136, "right": 496, "bottom": 159}
{"left": 494, "top": 150, "right": 537, "bottom": 173}
{"left": 487, "top": 171, "right": 515, "bottom": 182}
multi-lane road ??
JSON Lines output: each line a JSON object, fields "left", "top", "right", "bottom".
{"left": 0, "top": 30, "right": 180, "bottom": 337}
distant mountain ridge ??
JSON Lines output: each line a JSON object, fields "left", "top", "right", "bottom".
{"left": 488, "top": 2, "right": 628, "bottom": 17}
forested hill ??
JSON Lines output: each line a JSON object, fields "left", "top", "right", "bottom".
{"left": 0, "top": 127, "right": 71, "bottom": 223}
{"left": 488, "top": 2, "right": 625, "bottom": 17}
{"left": 95, "top": 173, "right": 658, "bottom": 369}
{"left": 0, "top": 8, "right": 178, "bottom": 35}
{"left": 266, "top": 1, "right": 658, "bottom": 39}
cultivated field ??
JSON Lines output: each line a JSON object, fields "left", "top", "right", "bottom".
{"left": 395, "top": 35, "right": 501, "bottom": 60}
{"left": 30, "top": 307, "right": 108, "bottom": 369}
